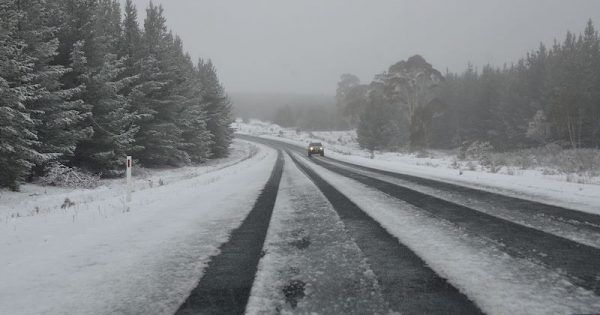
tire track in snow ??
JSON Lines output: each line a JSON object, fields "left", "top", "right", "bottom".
{"left": 320, "top": 155, "right": 600, "bottom": 237}
{"left": 176, "top": 150, "right": 284, "bottom": 315}
{"left": 240, "top": 135, "right": 600, "bottom": 296}
{"left": 246, "top": 153, "right": 388, "bottom": 314}
{"left": 306, "top": 152, "right": 600, "bottom": 296}
{"left": 316, "top": 157, "right": 600, "bottom": 249}
{"left": 287, "top": 151, "right": 483, "bottom": 314}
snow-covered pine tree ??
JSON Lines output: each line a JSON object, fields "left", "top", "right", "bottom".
{"left": 0, "top": 1, "right": 48, "bottom": 190}
{"left": 170, "top": 37, "right": 212, "bottom": 163}
{"left": 72, "top": 0, "right": 139, "bottom": 176}
{"left": 73, "top": 52, "right": 140, "bottom": 175}
{"left": 198, "top": 58, "right": 233, "bottom": 158}
{"left": 119, "top": 0, "right": 142, "bottom": 80}
{"left": 132, "top": 3, "right": 189, "bottom": 166}
{"left": 40, "top": 0, "right": 99, "bottom": 163}
{"left": 18, "top": 0, "right": 92, "bottom": 174}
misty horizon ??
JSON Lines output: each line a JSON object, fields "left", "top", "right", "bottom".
{"left": 122, "top": 0, "right": 600, "bottom": 95}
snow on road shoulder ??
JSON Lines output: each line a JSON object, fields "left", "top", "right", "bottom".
{"left": 294, "top": 152, "right": 600, "bottom": 315}
{"left": 246, "top": 153, "right": 387, "bottom": 314}
{"left": 0, "top": 140, "right": 277, "bottom": 315}
{"left": 327, "top": 150, "right": 600, "bottom": 216}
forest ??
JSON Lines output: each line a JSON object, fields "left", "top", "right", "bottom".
{"left": 0, "top": 0, "right": 233, "bottom": 190}
{"left": 337, "top": 20, "right": 600, "bottom": 154}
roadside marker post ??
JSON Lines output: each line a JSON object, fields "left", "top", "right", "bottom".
{"left": 126, "top": 156, "right": 132, "bottom": 202}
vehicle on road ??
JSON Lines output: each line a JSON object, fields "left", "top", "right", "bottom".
{"left": 308, "top": 142, "right": 324, "bottom": 157}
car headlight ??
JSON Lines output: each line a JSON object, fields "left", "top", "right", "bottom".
{"left": 310, "top": 147, "right": 313, "bottom": 150}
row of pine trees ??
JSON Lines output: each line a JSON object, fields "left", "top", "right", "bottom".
{"left": 0, "top": 0, "right": 233, "bottom": 191}
{"left": 434, "top": 20, "right": 600, "bottom": 151}
{"left": 338, "top": 20, "right": 600, "bottom": 153}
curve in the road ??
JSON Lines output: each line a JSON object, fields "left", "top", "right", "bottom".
{"left": 238, "top": 135, "right": 600, "bottom": 296}
{"left": 288, "top": 150, "right": 484, "bottom": 314}
{"left": 176, "top": 150, "right": 284, "bottom": 315}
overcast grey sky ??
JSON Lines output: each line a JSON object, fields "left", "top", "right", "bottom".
{"left": 123, "top": 0, "right": 600, "bottom": 95}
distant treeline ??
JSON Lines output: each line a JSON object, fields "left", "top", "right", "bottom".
{"left": 0, "top": 0, "right": 233, "bottom": 190}
{"left": 337, "top": 20, "right": 600, "bottom": 152}
{"left": 232, "top": 93, "right": 348, "bottom": 131}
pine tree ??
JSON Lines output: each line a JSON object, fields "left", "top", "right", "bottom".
{"left": 0, "top": 0, "right": 231, "bottom": 187}
{"left": 0, "top": 1, "right": 48, "bottom": 190}
{"left": 119, "top": 0, "right": 142, "bottom": 78}
{"left": 198, "top": 58, "right": 233, "bottom": 158}
{"left": 20, "top": 0, "right": 93, "bottom": 172}
{"left": 72, "top": 0, "right": 139, "bottom": 175}
{"left": 580, "top": 20, "right": 600, "bottom": 147}
{"left": 34, "top": 0, "right": 97, "bottom": 164}
{"left": 132, "top": 3, "right": 189, "bottom": 166}
{"left": 170, "top": 39, "right": 212, "bottom": 163}
{"left": 74, "top": 52, "right": 139, "bottom": 174}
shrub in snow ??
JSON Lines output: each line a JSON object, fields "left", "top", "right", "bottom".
{"left": 489, "top": 153, "right": 507, "bottom": 169}
{"left": 465, "top": 141, "right": 494, "bottom": 168}
{"left": 541, "top": 168, "right": 558, "bottom": 176}
{"left": 476, "top": 145, "right": 600, "bottom": 182}
{"left": 458, "top": 141, "right": 470, "bottom": 160}
{"left": 416, "top": 150, "right": 430, "bottom": 158}
{"left": 544, "top": 143, "right": 563, "bottom": 155}
{"left": 466, "top": 141, "right": 494, "bottom": 160}
{"left": 466, "top": 161, "right": 477, "bottom": 171}
{"left": 39, "top": 163, "right": 101, "bottom": 189}
{"left": 60, "top": 198, "right": 76, "bottom": 209}
{"left": 450, "top": 158, "right": 461, "bottom": 169}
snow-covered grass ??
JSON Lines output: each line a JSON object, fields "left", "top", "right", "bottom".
{"left": 235, "top": 119, "right": 600, "bottom": 214}
{"left": 488, "top": 146, "right": 600, "bottom": 182}
{"left": 292, "top": 151, "right": 600, "bottom": 315}
{"left": 0, "top": 140, "right": 277, "bottom": 315}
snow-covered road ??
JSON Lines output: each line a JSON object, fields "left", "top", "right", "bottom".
{"left": 240, "top": 135, "right": 600, "bottom": 314}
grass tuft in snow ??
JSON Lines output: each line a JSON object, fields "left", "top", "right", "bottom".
{"left": 282, "top": 279, "right": 306, "bottom": 308}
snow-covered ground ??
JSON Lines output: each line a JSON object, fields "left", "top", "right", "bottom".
{"left": 235, "top": 120, "right": 600, "bottom": 215}
{"left": 0, "top": 140, "right": 259, "bottom": 220}
{"left": 0, "top": 140, "right": 277, "bottom": 315}
{"left": 291, "top": 151, "right": 600, "bottom": 315}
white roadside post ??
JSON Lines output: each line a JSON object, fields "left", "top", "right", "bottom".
{"left": 126, "top": 156, "right": 132, "bottom": 202}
